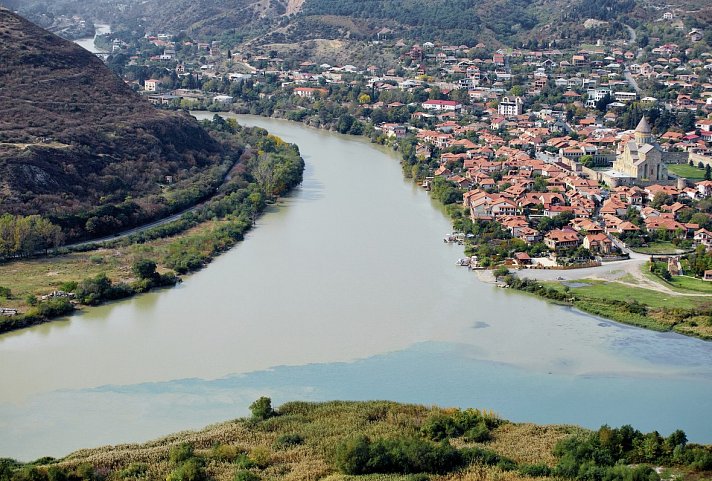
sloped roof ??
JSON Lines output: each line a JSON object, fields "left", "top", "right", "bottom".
{"left": 636, "top": 116, "right": 652, "bottom": 134}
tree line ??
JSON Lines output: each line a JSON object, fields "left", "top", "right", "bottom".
{"left": 0, "top": 214, "right": 63, "bottom": 260}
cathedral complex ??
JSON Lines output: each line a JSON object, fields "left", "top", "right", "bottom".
{"left": 611, "top": 117, "right": 669, "bottom": 182}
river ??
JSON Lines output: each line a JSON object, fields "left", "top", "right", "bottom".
{"left": 1, "top": 114, "right": 711, "bottom": 461}
{"left": 74, "top": 24, "right": 111, "bottom": 54}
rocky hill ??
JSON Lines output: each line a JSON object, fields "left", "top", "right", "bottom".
{"left": 0, "top": 8, "right": 226, "bottom": 239}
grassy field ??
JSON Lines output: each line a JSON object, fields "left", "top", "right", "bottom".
{"left": 631, "top": 242, "right": 687, "bottom": 255}
{"left": 668, "top": 163, "right": 707, "bottom": 180}
{"left": 666, "top": 275, "right": 712, "bottom": 294}
{"left": 546, "top": 279, "right": 707, "bottom": 310}
{"left": 543, "top": 278, "right": 712, "bottom": 339}
{"left": 0, "top": 220, "right": 223, "bottom": 312}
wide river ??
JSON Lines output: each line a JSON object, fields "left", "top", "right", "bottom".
{"left": 1, "top": 114, "right": 711, "bottom": 461}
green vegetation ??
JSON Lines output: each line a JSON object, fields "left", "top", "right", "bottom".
{"left": 550, "top": 279, "right": 703, "bottom": 310}
{"left": 250, "top": 397, "right": 276, "bottom": 421}
{"left": 665, "top": 276, "right": 712, "bottom": 294}
{"left": 554, "top": 425, "right": 712, "bottom": 479}
{"left": 0, "top": 400, "right": 708, "bottom": 481}
{"left": 334, "top": 435, "right": 471, "bottom": 475}
{"left": 668, "top": 163, "right": 706, "bottom": 180}
{"left": 631, "top": 242, "right": 686, "bottom": 255}
{"left": 507, "top": 278, "right": 712, "bottom": 339}
{"left": 0, "top": 215, "right": 64, "bottom": 260}
{"left": 0, "top": 117, "right": 304, "bottom": 334}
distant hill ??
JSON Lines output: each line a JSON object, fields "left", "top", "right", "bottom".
{"left": 1, "top": 0, "right": 638, "bottom": 47}
{"left": 0, "top": 8, "right": 227, "bottom": 239}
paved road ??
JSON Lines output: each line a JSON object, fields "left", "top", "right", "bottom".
{"left": 64, "top": 206, "right": 198, "bottom": 250}
{"left": 63, "top": 164, "right": 239, "bottom": 251}
{"left": 622, "top": 25, "right": 644, "bottom": 95}
{"left": 624, "top": 69, "right": 643, "bottom": 95}
{"left": 625, "top": 24, "right": 637, "bottom": 45}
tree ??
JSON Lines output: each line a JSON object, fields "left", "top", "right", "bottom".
{"left": 651, "top": 192, "right": 671, "bottom": 209}
{"left": 250, "top": 397, "right": 275, "bottom": 420}
{"left": 493, "top": 266, "right": 510, "bottom": 279}
{"left": 358, "top": 93, "right": 371, "bottom": 104}
{"left": 132, "top": 259, "right": 158, "bottom": 280}
{"left": 579, "top": 154, "right": 594, "bottom": 168}
{"left": 705, "top": 165, "right": 711, "bottom": 181}
{"left": 595, "top": 93, "right": 612, "bottom": 112}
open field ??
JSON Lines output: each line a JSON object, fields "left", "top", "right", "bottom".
{"left": 631, "top": 242, "right": 689, "bottom": 255}
{"left": 0, "top": 220, "right": 222, "bottom": 311}
{"left": 668, "top": 163, "right": 707, "bottom": 180}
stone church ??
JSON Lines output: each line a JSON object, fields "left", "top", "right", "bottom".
{"left": 612, "top": 116, "right": 668, "bottom": 182}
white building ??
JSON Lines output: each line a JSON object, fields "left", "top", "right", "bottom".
{"left": 498, "top": 96, "right": 523, "bottom": 117}
{"left": 144, "top": 79, "right": 160, "bottom": 92}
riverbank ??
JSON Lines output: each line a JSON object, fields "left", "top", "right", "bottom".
{"left": 2, "top": 400, "right": 707, "bottom": 481}
{"left": 216, "top": 106, "right": 712, "bottom": 341}
{"left": 0, "top": 120, "right": 305, "bottom": 334}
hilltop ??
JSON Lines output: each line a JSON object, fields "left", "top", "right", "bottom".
{"left": 0, "top": 8, "right": 227, "bottom": 239}
{"left": 3, "top": 0, "right": 638, "bottom": 47}
{"left": 1, "top": 400, "right": 710, "bottom": 481}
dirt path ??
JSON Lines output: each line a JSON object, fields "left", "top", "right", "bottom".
{"left": 286, "top": 0, "right": 305, "bottom": 15}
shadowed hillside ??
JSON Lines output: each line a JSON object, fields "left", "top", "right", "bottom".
{"left": 0, "top": 8, "right": 227, "bottom": 239}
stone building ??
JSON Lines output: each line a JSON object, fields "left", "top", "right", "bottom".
{"left": 611, "top": 117, "right": 668, "bottom": 182}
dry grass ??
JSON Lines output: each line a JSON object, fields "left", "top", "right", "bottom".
{"left": 0, "top": 220, "right": 222, "bottom": 311}
{"left": 48, "top": 401, "right": 579, "bottom": 481}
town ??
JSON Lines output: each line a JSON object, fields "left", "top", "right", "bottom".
{"left": 97, "top": 14, "right": 712, "bottom": 285}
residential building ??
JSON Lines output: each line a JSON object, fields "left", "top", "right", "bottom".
{"left": 498, "top": 96, "right": 523, "bottom": 117}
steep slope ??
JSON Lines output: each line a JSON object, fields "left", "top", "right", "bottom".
{"left": 0, "top": 8, "right": 225, "bottom": 238}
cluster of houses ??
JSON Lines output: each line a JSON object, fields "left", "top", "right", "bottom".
{"left": 95, "top": 21, "right": 712, "bottom": 274}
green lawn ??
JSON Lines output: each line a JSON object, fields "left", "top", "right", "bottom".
{"left": 631, "top": 242, "right": 685, "bottom": 255}
{"left": 661, "top": 274, "right": 712, "bottom": 294}
{"left": 668, "top": 163, "right": 706, "bottom": 180}
{"left": 546, "top": 279, "right": 707, "bottom": 310}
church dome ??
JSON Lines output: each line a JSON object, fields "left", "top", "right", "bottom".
{"left": 635, "top": 116, "right": 652, "bottom": 134}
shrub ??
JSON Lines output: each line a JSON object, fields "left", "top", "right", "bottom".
{"left": 234, "top": 454, "right": 256, "bottom": 470}
{"left": 166, "top": 459, "right": 205, "bottom": 481}
{"left": 274, "top": 433, "right": 304, "bottom": 449}
{"left": 463, "top": 422, "right": 491, "bottom": 443}
{"left": 233, "top": 471, "right": 260, "bottom": 481}
{"left": 334, "top": 435, "right": 471, "bottom": 475}
{"left": 132, "top": 259, "right": 158, "bottom": 280}
{"left": 0, "top": 287, "right": 11, "bottom": 299}
{"left": 249, "top": 397, "right": 274, "bottom": 420}
{"left": 117, "top": 463, "right": 148, "bottom": 479}
{"left": 421, "top": 409, "right": 500, "bottom": 441}
{"left": 169, "top": 443, "right": 195, "bottom": 465}
{"left": 210, "top": 444, "right": 242, "bottom": 462}
{"left": 519, "top": 463, "right": 552, "bottom": 477}
{"left": 248, "top": 448, "right": 271, "bottom": 469}
{"left": 58, "top": 281, "right": 78, "bottom": 293}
